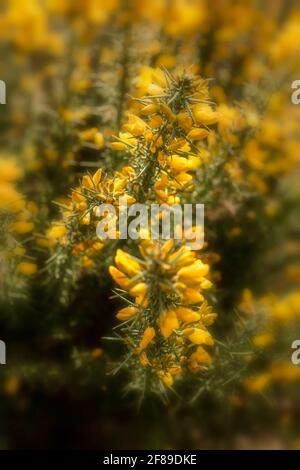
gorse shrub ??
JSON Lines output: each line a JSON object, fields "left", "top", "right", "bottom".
{"left": 0, "top": 0, "right": 300, "bottom": 449}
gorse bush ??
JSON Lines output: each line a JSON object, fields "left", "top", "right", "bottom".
{"left": 0, "top": 0, "right": 300, "bottom": 449}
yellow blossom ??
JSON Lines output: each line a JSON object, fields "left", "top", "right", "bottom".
{"left": 47, "top": 225, "right": 67, "bottom": 240}
{"left": 116, "top": 306, "right": 138, "bottom": 321}
{"left": 17, "top": 262, "right": 37, "bottom": 276}
{"left": 138, "top": 327, "right": 156, "bottom": 351}
{"left": 184, "top": 327, "right": 214, "bottom": 346}
{"left": 192, "top": 104, "right": 218, "bottom": 125}
{"left": 159, "top": 309, "right": 179, "bottom": 338}
{"left": 10, "top": 220, "right": 34, "bottom": 234}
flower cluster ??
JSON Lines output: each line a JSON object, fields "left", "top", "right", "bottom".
{"left": 110, "top": 239, "right": 216, "bottom": 386}
{"left": 113, "top": 67, "right": 217, "bottom": 204}
{"left": 0, "top": 156, "right": 37, "bottom": 302}
{"left": 237, "top": 289, "right": 300, "bottom": 395}
{"left": 45, "top": 165, "right": 137, "bottom": 272}
{"left": 47, "top": 68, "right": 218, "bottom": 388}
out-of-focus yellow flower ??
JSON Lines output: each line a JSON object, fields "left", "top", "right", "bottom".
{"left": 17, "top": 261, "right": 37, "bottom": 276}
{"left": 285, "top": 265, "right": 300, "bottom": 282}
{"left": 4, "top": 376, "right": 20, "bottom": 396}
{"left": 271, "top": 292, "right": 300, "bottom": 322}
{"left": 94, "top": 132, "right": 105, "bottom": 149}
{"left": 47, "top": 224, "right": 67, "bottom": 240}
{"left": 91, "top": 347, "right": 104, "bottom": 359}
{"left": 78, "top": 127, "right": 98, "bottom": 142}
{"left": 0, "top": 183, "right": 25, "bottom": 213}
{"left": 217, "top": 104, "right": 241, "bottom": 134}
{"left": 270, "top": 361, "right": 300, "bottom": 383}
{"left": 229, "top": 227, "right": 242, "bottom": 238}
{"left": 164, "top": 0, "right": 206, "bottom": 37}
{"left": 10, "top": 220, "right": 34, "bottom": 234}
{"left": 253, "top": 332, "right": 273, "bottom": 349}
{"left": 244, "top": 372, "right": 271, "bottom": 393}
{"left": 270, "top": 14, "right": 300, "bottom": 64}
{"left": 0, "top": 157, "right": 23, "bottom": 182}
{"left": 36, "top": 237, "right": 53, "bottom": 248}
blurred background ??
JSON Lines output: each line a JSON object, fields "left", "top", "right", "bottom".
{"left": 0, "top": 0, "right": 300, "bottom": 449}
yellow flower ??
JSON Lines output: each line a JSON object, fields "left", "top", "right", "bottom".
{"left": 129, "top": 283, "right": 148, "bottom": 306}
{"left": 92, "top": 168, "right": 103, "bottom": 186}
{"left": 139, "top": 352, "right": 151, "bottom": 366}
{"left": 140, "top": 104, "right": 158, "bottom": 115}
{"left": 109, "top": 266, "right": 131, "bottom": 289}
{"left": 4, "top": 376, "right": 20, "bottom": 396}
{"left": 159, "top": 372, "right": 174, "bottom": 387}
{"left": 0, "top": 157, "right": 23, "bottom": 182}
{"left": 0, "top": 183, "right": 25, "bottom": 212}
{"left": 244, "top": 373, "right": 271, "bottom": 393}
{"left": 116, "top": 306, "right": 138, "bottom": 321}
{"left": 187, "top": 128, "right": 210, "bottom": 140}
{"left": 35, "top": 237, "right": 53, "bottom": 248}
{"left": 192, "top": 104, "right": 218, "bottom": 125}
{"left": 189, "top": 346, "right": 212, "bottom": 372}
{"left": 159, "top": 309, "right": 179, "bottom": 338}
{"left": 10, "top": 220, "right": 34, "bottom": 234}
{"left": 183, "top": 327, "right": 214, "bottom": 346}
{"left": 17, "top": 262, "right": 37, "bottom": 276}
{"left": 270, "top": 361, "right": 300, "bottom": 383}
{"left": 138, "top": 327, "right": 156, "bottom": 351}
{"left": 180, "top": 288, "right": 204, "bottom": 305}
{"left": 78, "top": 127, "right": 98, "bottom": 142}
{"left": 123, "top": 114, "right": 146, "bottom": 136}
{"left": 177, "top": 260, "right": 210, "bottom": 285}
{"left": 198, "top": 301, "right": 217, "bottom": 326}
{"left": 217, "top": 104, "right": 240, "bottom": 134}
{"left": 94, "top": 132, "right": 105, "bottom": 149}
{"left": 167, "top": 155, "right": 189, "bottom": 173}
{"left": 174, "top": 307, "right": 200, "bottom": 324}
{"left": 47, "top": 224, "right": 67, "bottom": 240}
{"left": 115, "top": 249, "right": 142, "bottom": 277}
{"left": 111, "top": 132, "right": 137, "bottom": 150}
{"left": 253, "top": 333, "right": 273, "bottom": 349}
{"left": 82, "top": 256, "right": 94, "bottom": 268}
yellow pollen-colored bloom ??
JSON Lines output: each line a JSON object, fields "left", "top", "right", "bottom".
{"left": 138, "top": 327, "right": 156, "bottom": 351}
